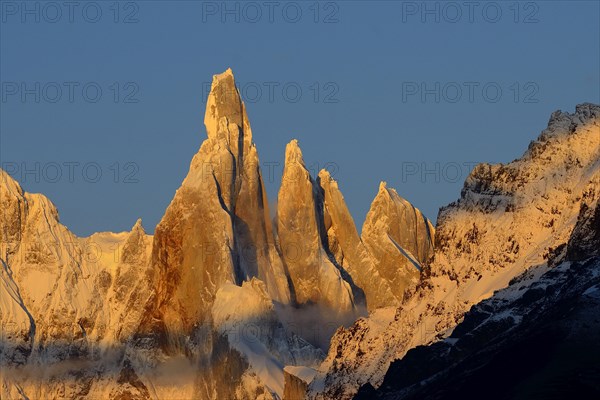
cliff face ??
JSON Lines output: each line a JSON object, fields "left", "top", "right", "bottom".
{"left": 283, "top": 366, "right": 317, "bottom": 400}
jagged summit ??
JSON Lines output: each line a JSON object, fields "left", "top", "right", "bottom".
{"left": 546, "top": 102, "right": 599, "bottom": 132}
{"left": 317, "top": 168, "right": 333, "bottom": 183}
{"left": 148, "top": 66, "right": 292, "bottom": 341}
{"left": 215, "top": 67, "right": 234, "bottom": 80}
{"left": 281, "top": 140, "right": 310, "bottom": 188}
{"left": 131, "top": 217, "right": 144, "bottom": 233}
{"left": 361, "top": 181, "right": 435, "bottom": 300}
{"left": 316, "top": 169, "right": 397, "bottom": 311}
{"left": 375, "top": 181, "right": 410, "bottom": 206}
{"left": 204, "top": 68, "right": 247, "bottom": 141}
{"left": 317, "top": 169, "right": 341, "bottom": 193}
{"left": 284, "top": 139, "right": 306, "bottom": 167}
{"left": 1, "top": 167, "right": 22, "bottom": 193}
{"left": 277, "top": 139, "right": 355, "bottom": 313}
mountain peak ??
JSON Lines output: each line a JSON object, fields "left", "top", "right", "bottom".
{"left": 132, "top": 218, "right": 145, "bottom": 234}
{"left": 1, "top": 168, "right": 23, "bottom": 197}
{"left": 284, "top": 139, "right": 306, "bottom": 168}
{"left": 361, "top": 180, "right": 435, "bottom": 300}
{"left": 204, "top": 68, "right": 245, "bottom": 140}
{"left": 214, "top": 67, "right": 234, "bottom": 81}
{"left": 543, "top": 103, "right": 599, "bottom": 140}
{"left": 317, "top": 169, "right": 337, "bottom": 189}
{"left": 317, "top": 168, "right": 331, "bottom": 179}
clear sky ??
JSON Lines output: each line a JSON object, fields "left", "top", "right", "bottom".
{"left": 2, "top": 0, "right": 599, "bottom": 236}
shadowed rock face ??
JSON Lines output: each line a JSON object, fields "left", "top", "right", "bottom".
{"left": 567, "top": 193, "right": 600, "bottom": 261}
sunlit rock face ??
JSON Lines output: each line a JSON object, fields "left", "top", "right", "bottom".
{"left": 309, "top": 103, "right": 600, "bottom": 400}
{"left": 283, "top": 366, "right": 318, "bottom": 400}
{"left": 361, "top": 182, "right": 435, "bottom": 301}
{"left": 143, "top": 68, "right": 291, "bottom": 339}
{"left": 567, "top": 187, "right": 600, "bottom": 261}
{"left": 132, "top": 70, "right": 307, "bottom": 398}
{"left": 275, "top": 143, "right": 426, "bottom": 316}
{"left": 276, "top": 140, "right": 355, "bottom": 314}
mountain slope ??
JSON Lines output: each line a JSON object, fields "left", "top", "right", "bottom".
{"left": 0, "top": 168, "right": 154, "bottom": 399}
{"left": 356, "top": 195, "right": 600, "bottom": 399}
{"left": 308, "top": 103, "right": 600, "bottom": 399}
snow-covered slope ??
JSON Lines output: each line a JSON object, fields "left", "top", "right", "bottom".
{"left": 0, "top": 168, "right": 154, "bottom": 398}
{"left": 212, "top": 279, "right": 323, "bottom": 398}
{"left": 356, "top": 194, "right": 600, "bottom": 399}
{"left": 308, "top": 103, "right": 600, "bottom": 399}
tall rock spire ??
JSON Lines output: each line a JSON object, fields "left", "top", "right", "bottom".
{"left": 204, "top": 68, "right": 247, "bottom": 142}
{"left": 276, "top": 140, "right": 355, "bottom": 314}
{"left": 145, "top": 69, "right": 290, "bottom": 339}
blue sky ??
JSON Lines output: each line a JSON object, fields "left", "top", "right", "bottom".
{"left": 1, "top": 1, "right": 599, "bottom": 236}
